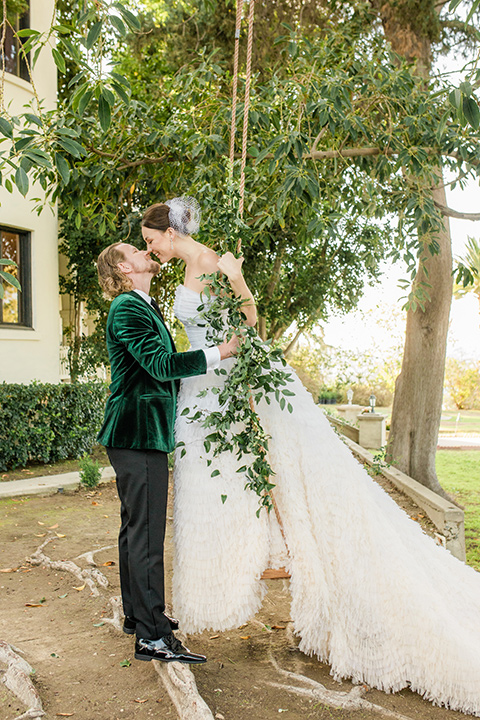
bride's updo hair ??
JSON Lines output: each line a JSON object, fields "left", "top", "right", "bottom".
{"left": 141, "top": 196, "right": 201, "bottom": 236}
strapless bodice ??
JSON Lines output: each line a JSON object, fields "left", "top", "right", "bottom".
{"left": 173, "top": 284, "right": 218, "bottom": 351}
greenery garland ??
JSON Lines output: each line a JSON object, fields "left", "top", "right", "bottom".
{"left": 176, "top": 178, "right": 295, "bottom": 515}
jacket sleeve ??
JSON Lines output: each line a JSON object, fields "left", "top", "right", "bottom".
{"left": 111, "top": 298, "right": 207, "bottom": 381}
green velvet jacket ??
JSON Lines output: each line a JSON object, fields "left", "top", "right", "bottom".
{"left": 97, "top": 291, "right": 207, "bottom": 453}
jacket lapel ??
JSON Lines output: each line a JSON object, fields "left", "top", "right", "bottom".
{"left": 128, "top": 291, "right": 177, "bottom": 352}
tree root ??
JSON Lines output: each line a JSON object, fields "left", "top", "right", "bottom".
{"left": 0, "top": 641, "right": 45, "bottom": 720}
{"left": 26, "top": 536, "right": 109, "bottom": 596}
{"left": 153, "top": 660, "right": 214, "bottom": 720}
{"left": 23, "top": 536, "right": 215, "bottom": 720}
{"left": 101, "top": 595, "right": 123, "bottom": 632}
{"left": 267, "top": 650, "right": 413, "bottom": 720}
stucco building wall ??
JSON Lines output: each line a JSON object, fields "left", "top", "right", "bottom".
{"left": 0, "top": 0, "right": 60, "bottom": 383}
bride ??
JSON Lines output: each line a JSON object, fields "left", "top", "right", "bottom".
{"left": 141, "top": 196, "right": 480, "bottom": 716}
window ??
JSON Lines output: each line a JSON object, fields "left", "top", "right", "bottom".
{"left": 0, "top": 227, "right": 32, "bottom": 327}
{"left": 3, "top": 4, "right": 30, "bottom": 82}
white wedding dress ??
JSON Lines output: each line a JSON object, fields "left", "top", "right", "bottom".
{"left": 172, "top": 284, "right": 480, "bottom": 716}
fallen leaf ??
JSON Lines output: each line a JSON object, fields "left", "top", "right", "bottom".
{"left": 209, "top": 635, "right": 220, "bottom": 640}
{"left": 156, "top": 699, "right": 163, "bottom": 703}
{"left": 73, "top": 584, "right": 86, "bottom": 591}
{"left": 25, "top": 603, "right": 44, "bottom": 607}
{"left": 48, "top": 524, "right": 59, "bottom": 529}
{"left": 103, "top": 515, "right": 109, "bottom": 518}
{"left": 55, "top": 533, "right": 66, "bottom": 538}
{"left": 56, "top": 714, "right": 74, "bottom": 717}
{"left": 120, "top": 659, "right": 131, "bottom": 667}
{"left": 102, "top": 561, "right": 115, "bottom": 566}
{"left": 272, "top": 625, "right": 286, "bottom": 630}
{"left": 93, "top": 622, "right": 104, "bottom": 627}
{"left": 0, "top": 568, "right": 16, "bottom": 573}
{"left": 35, "top": 533, "right": 46, "bottom": 537}
{"left": 134, "top": 699, "right": 147, "bottom": 703}
{"left": 37, "top": 521, "right": 45, "bottom": 526}
{"left": 91, "top": 501, "right": 99, "bottom": 506}
{"left": 58, "top": 594, "right": 68, "bottom": 599}
{"left": 240, "top": 636, "right": 250, "bottom": 640}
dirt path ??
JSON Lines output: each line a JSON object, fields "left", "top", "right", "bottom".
{"left": 0, "top": 482, "right": 466, "bottom": 720}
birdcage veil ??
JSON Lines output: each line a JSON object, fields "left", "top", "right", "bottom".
{"left": 165, "top": 196, "right": 201, "bottom": 235}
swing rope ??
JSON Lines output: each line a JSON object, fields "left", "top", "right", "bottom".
{"left": 228, "top": 2, "right": 290, "bottom": 579}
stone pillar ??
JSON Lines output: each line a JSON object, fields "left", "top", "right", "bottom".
{"left": 357, "top": 413, "right": 386, "bottom": 450}
{"left": 336, "top": 404, "right": 364, "bottom": 425}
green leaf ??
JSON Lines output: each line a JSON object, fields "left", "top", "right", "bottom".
{"left": 0, "top": 271, "right": 21, "bottom": 290}
{"left": 0, "top": 117, "right": 13, "bottom": 139}
{"left": 114, "top": 3, "right": 141, "bottom": 30}
{"left": 24, "top": 113, "right": 43, "bottom": 127}
{"left": 86, "top": 21, "right": 103, "bottom": 50}
{"left": 0, "top": 259, "right": 17, "bottom": 266}
{"left": 119, "top": 659, "right": 131, "bottom": 667}
{"left": 55, "top": 153, "right": 70, "bottom": 185}
{"left": 221, "top": 494, "right": 227, "bottom": 504}
{"left": 78, "top": 89, "right": 94, "bottom": 116}
{"left": 56, "top": 138, "right": 85, "bottom": 158}
{"left": 98, "top": 94, "right": 111, "bottom": 133}
{"left": 211, "top": 469, "right": 220, "bottom": 477}
{"left": 448, "top": 88, "right": 461, "bottom": 109}
{"left": 110, "top": 14, "right": 126, "bottom": 36}
{"left": 51, "top": 48, "right": 66, "bottom": 74}
{"left": 463, "top": 96, "right": 480, "bottom": 130}
{"left": 15, "top": 166, "right": 29, "bottom": 196}
{"left": 111, "top": 82, "right": 129, "bottom": 105}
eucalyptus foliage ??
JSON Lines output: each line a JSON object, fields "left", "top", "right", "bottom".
{"left": 178, "top": 184, "right": 295, "bottom": 513}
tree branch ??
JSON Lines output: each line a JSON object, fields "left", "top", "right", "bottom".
{"left": 439, "top": 19, "right": 480, "bottom": 42}
{"left": 306, "top": 147, "right": 393, "bottom": 160}
{"left": 435, "top": 201, "right": 480, "bottom": 220}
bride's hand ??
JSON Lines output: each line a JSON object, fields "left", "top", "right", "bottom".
{"left": 217, "top": 252, "right": 244, "bottom": 282}
{"left": 218, "top": 333, "right": 239, "bottom": 360}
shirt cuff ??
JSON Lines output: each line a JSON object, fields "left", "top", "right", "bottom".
{"left": 203, "top": 346, "right": 221, "bottom": 371}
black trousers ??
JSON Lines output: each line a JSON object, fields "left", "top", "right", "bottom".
{"left": 106, "top": 447, "right": 171, "bottom": 640}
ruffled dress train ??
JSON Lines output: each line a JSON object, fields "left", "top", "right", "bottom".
{"left": 172, "top": 284, "right": 480, "bottom": 716}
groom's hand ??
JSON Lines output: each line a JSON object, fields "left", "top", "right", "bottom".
{"left": 218, "top": 334, "right": 239, "bottom": 360}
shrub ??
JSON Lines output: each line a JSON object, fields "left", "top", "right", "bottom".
{"left": 0, "top": 381, "right": 108, "bottom": 471}
{"left": 445, "top": 359, "right": 480, "bottom": 410}
{"left": 79, "top": 454, "right": 102, "bottom": 488}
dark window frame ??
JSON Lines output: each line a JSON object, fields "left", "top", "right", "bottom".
{"left": 0, "top": 226, "right": 32, "bottom": 328}
{"left": 3, "top": 5, "right": 30, "bottom": 82}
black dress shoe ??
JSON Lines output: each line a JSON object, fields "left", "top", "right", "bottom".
{"left": 123, "top": 614, "right": 179, "bottom": 635}
{"left": 135, "top": 633, "right": 207, "bottom": 664}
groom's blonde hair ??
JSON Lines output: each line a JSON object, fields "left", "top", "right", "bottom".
{"left": 97, "top": 243, "right": 134, "bottom": 299}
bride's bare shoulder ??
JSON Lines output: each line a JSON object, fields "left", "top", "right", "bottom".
{"left": 197, "top": 247, "right": 219, "bottom": 273}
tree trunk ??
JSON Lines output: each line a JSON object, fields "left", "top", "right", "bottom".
{"left": 387, "top": 182, "right": 453, "bottom": 498}
{"left": 371, "top": 0, "right": 453, "bottom": 495}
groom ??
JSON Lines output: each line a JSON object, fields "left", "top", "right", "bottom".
{"left": 96, "top": 242, "right": 237, "bottom": 664}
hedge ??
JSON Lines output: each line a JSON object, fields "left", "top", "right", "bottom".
{"left": 0, "top": 381, "right": 108, "bottom": 471}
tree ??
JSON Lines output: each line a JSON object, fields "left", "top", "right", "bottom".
{"left": 2, "top": 0, "right": 480, "bottom": 494}
{"left": 364, "top": 0, "right": 480, "bottom": 498}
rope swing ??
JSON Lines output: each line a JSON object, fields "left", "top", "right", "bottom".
{"left": 228, "top": 1, "right": 291, "bottom": 580}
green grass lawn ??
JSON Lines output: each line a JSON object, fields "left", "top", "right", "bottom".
{"left": 436, "top": 451, "right": 480, "bottom": 569}
{"left": 439, "top": 410, "right": 480, "bottom": 435}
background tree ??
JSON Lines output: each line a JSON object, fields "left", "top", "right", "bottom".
{"left": 2, "top": 0, "right": 480, "bottom": 496}
{"left": 454, "top": 236, "right": 480, "bottom": 322}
